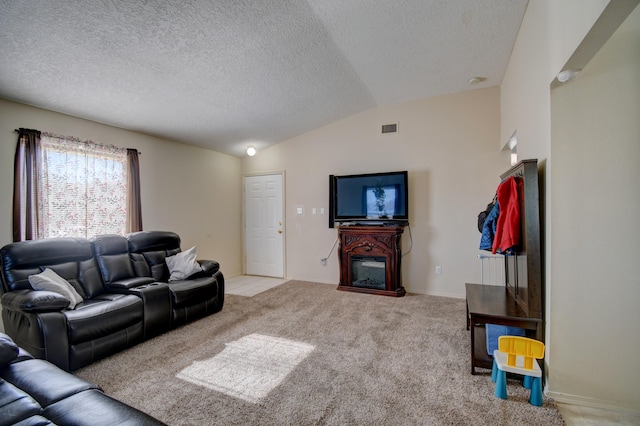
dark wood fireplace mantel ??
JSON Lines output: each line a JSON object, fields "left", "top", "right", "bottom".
{"left": 337, "top": 225, "right": 405, "bottom": 297}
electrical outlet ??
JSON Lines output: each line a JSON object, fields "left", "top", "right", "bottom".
{"left": 435, "top": 265, "right": 442, "bottom": 275}
{"left": 320, "top": 258, "right": 327, "bottom": 266}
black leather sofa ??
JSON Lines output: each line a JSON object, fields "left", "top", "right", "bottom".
{"left": 0, "top": 332, "right": 165, "bottom": 425}
{"left": 0, "top": 231, "right": 224, "bottom": 372}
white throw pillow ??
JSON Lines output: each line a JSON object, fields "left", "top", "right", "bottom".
{"left": 165, "top": 246, "right": 202, "bottom": 281}
{"left": 28, "top": 268, "right": 84, "bottom": 309}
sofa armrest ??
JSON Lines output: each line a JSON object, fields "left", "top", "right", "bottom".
{"left": 191, "top": 259, "right": 220, "bottom": 278}
{"left": 106, "top": 277, "right": 156, "bottom": 290}
{"left": 1, "top": 290, "right": 69, "bottom": 313}
{"left": 1, "top": 306, "right": 70, "bottom": 370}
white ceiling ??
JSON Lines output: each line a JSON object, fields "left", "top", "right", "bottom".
{"left": 0, "top": 1, "right": 528, "bottom": 157}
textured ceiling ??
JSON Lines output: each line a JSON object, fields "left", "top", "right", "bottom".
{"left": 0, "top": 1, "right": 528, "bottom": 157}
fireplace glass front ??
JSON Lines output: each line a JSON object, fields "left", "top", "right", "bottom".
{"left": 351, "top": 256, "right": 386, "bottom": 290}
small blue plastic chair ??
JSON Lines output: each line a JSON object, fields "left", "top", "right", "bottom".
{"left": 491, "top": 335, "right": 545, "bottom": 406}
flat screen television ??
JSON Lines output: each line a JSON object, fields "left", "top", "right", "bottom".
{"left": 329, "top": 171, "right": 409, "bottom": 228}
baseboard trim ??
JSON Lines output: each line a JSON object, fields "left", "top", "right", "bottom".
{"left": 548, "top": 391, "right": 640, "bottom": 416}
{"left": 422, "top": 290, "right": 465, "bottom": 299}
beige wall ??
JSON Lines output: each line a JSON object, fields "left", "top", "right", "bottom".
{"left": 549, "top": 5, "right": 640, "bottom": 410}
{"left": 242, "top": 87, "right": 509, "bottom": 297}
{"left": 500, "top": 0, "right": 609, "bottom": 156}
{"left": 0, "top": 99, "right": 244, "bottom": 279}
{"left": 502, "top": 0, "right": 639, "bottom": 412}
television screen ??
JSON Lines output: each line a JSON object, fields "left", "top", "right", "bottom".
{"left": 329, "top": 171, "right": 408, "bottom": 227}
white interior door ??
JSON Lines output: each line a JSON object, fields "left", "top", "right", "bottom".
{"left": 244, "top": 173, "right": 284, "bottom": 277}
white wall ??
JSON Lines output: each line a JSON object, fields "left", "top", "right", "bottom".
{"left": 0, "top": 98, "right": 244, "bottom": 283}
{"left": 242, "top": 87, "right": 509, "bottom": 297}
{"left": 549, "top": 5, "right": 640, "bottom": 411}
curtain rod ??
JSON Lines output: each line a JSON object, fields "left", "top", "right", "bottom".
{"left": 14, "top": 129, "right": 141, "bottom": 154}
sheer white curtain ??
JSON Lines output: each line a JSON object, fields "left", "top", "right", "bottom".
{"left": 39, "top": 133, "right": 128, "bottom": 238}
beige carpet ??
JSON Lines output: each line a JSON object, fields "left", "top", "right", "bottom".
{"left": 76, "top": 280, "right": 564, "bottom": 425}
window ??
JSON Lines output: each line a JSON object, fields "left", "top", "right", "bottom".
{"left": 13, "top": 129, "right": 142, "bottom": 241}
{"left": 508, "top": 131, "right": 518, "bottom": 166}
{"left": 40, "top": 134, "right": 128, "bottom": 238}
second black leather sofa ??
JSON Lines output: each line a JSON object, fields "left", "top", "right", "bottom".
{"left": 0, "top": 332, "right": 165, "bottom": 425}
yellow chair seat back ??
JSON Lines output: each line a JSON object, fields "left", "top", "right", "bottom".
{"left": 497, "top": 336, "right": 545, "bottom": 370}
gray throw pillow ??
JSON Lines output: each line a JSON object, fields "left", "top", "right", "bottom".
{"left": 28, "top": 268, "right": 84, "bottom": 309}
{"left": 165, "top": 246, "right": 202, "bottom": 281}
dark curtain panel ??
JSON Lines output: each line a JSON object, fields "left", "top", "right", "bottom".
{"left": 13, "top": 128, "right": 41, "bottom": 241}
{"left": 127, "top": 148, "right": 143, "bottom": 232}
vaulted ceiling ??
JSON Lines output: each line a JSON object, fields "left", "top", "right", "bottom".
{"left": 0, "top": 1, "right": 528, "bottom": 157}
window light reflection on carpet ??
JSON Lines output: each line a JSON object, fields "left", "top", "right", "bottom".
{"left": 176, "top": 333, "right": 315, "bottom": 403}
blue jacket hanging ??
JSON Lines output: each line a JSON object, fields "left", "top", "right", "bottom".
{"left": 479, "top": 201, "right": 500, "bottom": 251}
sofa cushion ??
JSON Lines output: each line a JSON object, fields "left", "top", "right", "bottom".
{"left": 9, "top": 415, "right": 54, "bottom": 425}
{"left": 97, "top": 253, "right": 136, "bottom": 283}
{"left": 64, "top": 294, "right": 143, "bottom": 344}
{"left": 40, "top": 261, "right": 87, "bottom": 298}
{"left": 165, "top": 247, "right": 202, "bottom": 281}
{"left": 0, "top": 379, "right": 42, "bottom": 425}
{"left": 43, "top": 389, "right": 166, "bottom": 426}
{"left": 2, "top": 358, "right": 99, "bottom": 407}
{"left": 0, "top": 332, "right": 19, "bottom": 366}
{"left": 28, "top": 268, "right": 84, "bottom": 309}
{"left": 76, "top": 258, "right": 105, "bottom": 299}
{"left": 127, "top": 231, "right": 182, "bottom": 281}
{"left": 142, "top": 250, "right": 171, "bottom": 282}
{"left": 91, "top": 234, "right": 136, "bottom": 285}
{"left": 134, "top": 249, "right": 180, "bottom": 282}
{"left": 1, "top": 238, "right": 97, "bottom": 297}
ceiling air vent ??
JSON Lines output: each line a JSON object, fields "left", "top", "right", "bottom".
{"left": 381, "top": 123, "right": 398, "bottom": 134}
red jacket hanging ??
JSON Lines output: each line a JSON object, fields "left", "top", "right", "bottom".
{"left": 492, "top": 176, "right": 521, "bottom": 254}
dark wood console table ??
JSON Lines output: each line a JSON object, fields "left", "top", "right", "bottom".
{"left": 337, "top": 225, "right": 405, "bottom": 297}
{"left": 466, "top": 283, "right": 542, "bottom": 374}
